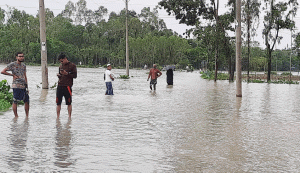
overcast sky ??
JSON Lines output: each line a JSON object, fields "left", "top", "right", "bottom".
{"left": 1, "top": 0, "right": 299, "bottom": 50}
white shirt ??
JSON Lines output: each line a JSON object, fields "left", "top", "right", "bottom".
{"left": 105, "top": 69, "right": 113, "bottom": 82}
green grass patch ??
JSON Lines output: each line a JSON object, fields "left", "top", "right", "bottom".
{"left": 201, "top": 71, "right": 229, "bottom": 80}
{"left": 246, "top": 79, "right": 299, "bottom": 84}
{"left": 119, "top": 75, "right": 130, "bottom": 79}
{"left": 246, "top": 79, "right": 265, "bottom": 83}
{"left": 269, "top": 80, "right": 299, "bottom": 84}
{"left": 281, "top": 72, "right": 292, "bottom": 76}
{"left": 265, "top": 71, "right": 277, "bottom": 75}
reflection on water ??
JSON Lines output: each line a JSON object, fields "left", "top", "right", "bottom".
{"left": 150, "top": 90, "right": 157, "bottom": 96}
{"left": 7, "top": 117, "right": 29, "bottom": 172}
{"left": 1, "top": 65, "right": 300, "bottom": 172}
{"left": 54, "top": 118, "right": 73, "bottom": 168}
{"left": 236, "top": 97, "right": 242, "bottom": 113}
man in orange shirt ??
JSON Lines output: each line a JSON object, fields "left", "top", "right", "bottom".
{"left": 147, "top": 64, "right": 162, "bottom": 90}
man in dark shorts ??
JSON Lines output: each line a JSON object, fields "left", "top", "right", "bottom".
{"left": 147, "top": 64, "right": 162, "bottom": 90}
{"left": 56, "top": 53, "right": 77, "bottom": 117}
{"left": 1, "top": 52, "right": 29, "bottom": 117}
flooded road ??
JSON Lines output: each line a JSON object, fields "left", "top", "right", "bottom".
{"left": 1, "top": 65, "right": 300, "bottom": 172}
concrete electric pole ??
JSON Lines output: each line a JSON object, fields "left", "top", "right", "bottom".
{"left": 125, "top": 0, "right": 129, "bottom": 76}
{"left": 236, "top": 0, "right": 242, "bottom": 97}
{"left": 39, "top": 0, "right": 49, "bottom": 89}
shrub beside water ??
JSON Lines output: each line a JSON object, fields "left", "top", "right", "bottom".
{"left": 119, "top": 75, "right": 130, "bottom": 79}
{"left": 201, "top": 71, "right": 229, "bottom": 80}
{"left": 0, "top": 79, "right": 13, "bottom": 112}
{"left": 281, "top": 72, "right": 292, "bottom": 76}
{"left": 246, "top": 79, "right": 265, "bottom": 83}
{"left": 265, "top": 71, "right": 277, "bottom": 75}
{"left": 269, "top": 80, "right": 299, "bottom": 84}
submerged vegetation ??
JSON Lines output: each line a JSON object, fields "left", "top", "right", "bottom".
{"left": 119, "top": 75, "right": 130, "bottom": 79}
{"left": 200, "top": 71, "right": 229, "bottom": 80}
{"left": 201, "top": 71, "right": 299, "bottom": 84}
{"left": 0, "top": 80, "right": 13, "bottom": 112}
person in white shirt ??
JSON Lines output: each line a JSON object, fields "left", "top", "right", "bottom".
{"left": 104, "top": 64, "right": 114, "bottom": 95}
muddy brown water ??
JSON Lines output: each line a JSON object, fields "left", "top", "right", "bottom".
{"left": 1, "top": 65, "right": 300, "bottom": 172}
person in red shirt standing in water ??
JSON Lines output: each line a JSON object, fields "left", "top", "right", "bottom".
{"left": 56, "top": 53, "right": 77, "bottom": 118}
{"left": 147, "top": 64, "right": 162, "bottom": 90}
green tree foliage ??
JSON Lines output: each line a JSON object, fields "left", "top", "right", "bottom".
{"left": 241, "top": 0, "right": 261, "bottom": 79}
{"left": 262, "top": 0, "right": 298, "bottom": 81}
{"left": 0, "top": 0, "right": 298, "bottom": 75}
{"left": 296, "top": 33, "right": 300, "bottom": 48}
{"left": 160, "top": 0, "right": 235, "bottom": 81}
{"left": 0, "top": 0, "right": 203, "bottom": 69}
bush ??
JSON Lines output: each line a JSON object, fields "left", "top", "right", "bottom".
{"left": 247, "top": 79, "right": 265, "bottom": 83}
{"left": 269, "top": 80, "right": 299, "bottom": 84}
{"left": 119, "top": 75, "right": 130, "bottom": 79}
{"left": 265, "top": 71, "right": 277, "bottom": 75}
{"left": 0, "top": 79, "right": 13, "bottom": 112}
{"left": 201, "top": 71, "right": 229, "bottom": 80}
{"left": 281, "top": 72, "right": 292, "bottom": 76}
{"left": 0, "top": 99, "right": 12, "bottom": 112}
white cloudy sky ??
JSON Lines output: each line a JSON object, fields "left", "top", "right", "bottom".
{"left": 0, "top": 0, "right": 299, "bottom": 49}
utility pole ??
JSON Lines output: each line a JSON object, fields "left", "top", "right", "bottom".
{"left": 39, "top": 0, "right": 48, "bottom": 89}
{"left": 290, "top": 17, "right": 293, "bottom": 81}
{"left": 236, "top": 0, "right": 242, "bottom": 97}
{"left": 125, "top": 0, "right": 129, "bottom": 76}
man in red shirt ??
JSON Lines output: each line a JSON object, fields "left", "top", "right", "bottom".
{"left": 147, "top": 64, "right": 162, "bottom": 90}
{"left": 56, "top": 53, "right": 77, "bottom": 117}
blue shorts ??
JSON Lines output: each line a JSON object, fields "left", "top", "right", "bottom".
{"left": 13, "top": 88, "right": 29, "bottom": 104}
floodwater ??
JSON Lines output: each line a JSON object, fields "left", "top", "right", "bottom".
{"left": 1, "top": 64, "right": 300, "bottom": 172}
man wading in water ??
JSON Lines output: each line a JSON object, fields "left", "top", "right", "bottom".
{"left": 1, "top": 52, "right": 29, "bottom": 117}
{"left": 104, "top": 64, "right": 114, "bottom": 95}
{"left": 147, "top": 64, "right": 162, "bottom": 90}
{"left": 56, "top": 53, "right": 77, "bottom": 117}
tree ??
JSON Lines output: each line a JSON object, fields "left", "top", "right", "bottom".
{"left": 262, "top": 0, "right": 298, "bottom": 81}
{"left": 242, "top": 0, "right": 261, "bottom": 80}
{"left": 296, "top": 32, "right": 300, "bottom": 48}
{"left": 60, "top": 0, "right": 107, "bottom": 25}
{"left": 159, "top": 0, "right": 235, "bottom": 81}
{"left": 139, "top": 7, "right": 167, "bottom": 31}
{"left": 0, "top": 8, "right": 5, "bottom": 26}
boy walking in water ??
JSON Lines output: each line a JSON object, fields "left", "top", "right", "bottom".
{"left": 147, "top": 64, "right": 162, "bottom": 90}
{"left": 1, "top": 52, "right": 29, "bottom": 117}
{"left": 104, "top": 64, "right": 114, "bottom": 95}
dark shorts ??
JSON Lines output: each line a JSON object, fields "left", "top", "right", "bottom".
{"left": 56, "top": 86, "right": 72, "bottom": 105}
{"left": 150, "top": 79, "right": 157, "bottom": 85}
{"left": 105, "top": 82, "right": 113, "bottom": 95}
{"left": 13, "top": 88, "right": 29, "bottom": 104}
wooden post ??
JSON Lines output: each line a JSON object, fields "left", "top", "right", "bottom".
{"left": 236, "top": 0, "right": 242, "bottom": 97}
{"left": 39, "top": 0, "right": 48, "bottom": 89}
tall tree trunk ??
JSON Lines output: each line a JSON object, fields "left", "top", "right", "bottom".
{"left": 228, "top": 55, "right": 232, "bottom": 81}
{"left": 214, "top": 0, "right": 219, "bottom": 82}
{"left": 214, "top": 49, "right": 218, "bottom": 81}
{"left": 247, "top": 14, "right": 250, "bottom": 81}
{"left": 267, "top": 47, "right": 271, "bottom": 81}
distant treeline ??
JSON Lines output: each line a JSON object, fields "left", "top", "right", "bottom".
{"left": 0, "top": 0, "right": 299, "bottom": 71}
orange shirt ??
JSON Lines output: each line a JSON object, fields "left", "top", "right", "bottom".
{"left": 149, "top": 68, "right": 162, "bottom": 80}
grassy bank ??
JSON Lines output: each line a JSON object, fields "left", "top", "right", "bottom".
{"left": 201, "top": 71, "right": 300, "bottom": 84}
